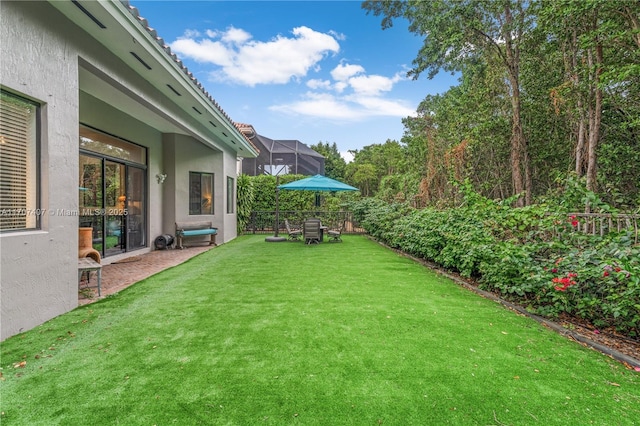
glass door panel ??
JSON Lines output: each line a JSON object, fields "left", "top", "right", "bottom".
{"left": 126, "top": 166, "right": 145, "bottom": 250}
{"left": 104, "top": 161, "right": 126, "bottom": 256}
{"left": 79, "top": 154, "right": 103, "bottom": 254}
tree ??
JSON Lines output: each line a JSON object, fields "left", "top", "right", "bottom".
{"left": 310, "top": 141, "right": 347, "bottom": 181}
{"left": 540, "top": 0, "right": 640, "bottom": 204}
{"left": 363, "top": 0, "right": 536, "bottom": 205}
{"left": 345, "top": 140, "right": 406, "bottom": 197}
{"left": 349, "top": 163, "right": 377, "bottom": 197}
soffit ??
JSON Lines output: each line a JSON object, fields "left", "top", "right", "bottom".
{"left": 47, "top": 0, "right": 258, "bottom": 158}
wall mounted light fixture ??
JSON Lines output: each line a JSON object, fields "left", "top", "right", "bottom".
{"left": 155, "top": 173, "right": 167, "bottom": 184}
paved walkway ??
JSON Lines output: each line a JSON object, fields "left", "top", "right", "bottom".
{"left": 78, "top": 245, "right": 214, "bottom": 305}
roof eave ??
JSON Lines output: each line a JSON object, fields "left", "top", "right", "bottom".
{"left": 48, "top": 0, "right": 258, "bottom": 158}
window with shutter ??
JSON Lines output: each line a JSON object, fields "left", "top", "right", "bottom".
{"left": 0, "top": 91, "right": 39, "bottom": 231}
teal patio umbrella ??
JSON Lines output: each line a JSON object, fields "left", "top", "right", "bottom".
{"left": 278, "top": 174, "right": 358, "bottom": 192}
{"left": 266, "top": 174, "right": 358, "bottom": 242}
{"left": 279, "top": 174, "right": 359, "bottom": 207}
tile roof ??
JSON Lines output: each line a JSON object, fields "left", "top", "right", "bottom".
{"left": 234, "top": 123, "right": 259, "bottom": 152}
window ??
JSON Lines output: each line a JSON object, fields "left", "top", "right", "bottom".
{"left": 189, "top": 172, "right": 213, "bottom": 215}
{"left": 80, "top": 125, "right": 146, "bottom": 164}
{"left": 0, "top": 91, "right": 39, "bottom": 231}
{"left": 227, "top": 176, "right": 235, "bottom": 214}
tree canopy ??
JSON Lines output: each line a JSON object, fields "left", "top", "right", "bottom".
{"left": 346, "top": 0, "right": 640, "bottom": 210}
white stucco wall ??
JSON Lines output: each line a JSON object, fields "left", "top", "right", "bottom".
{"left": 163, "top": 134, "right": 231, "bottom": 242}
{"left": 0, "top": 1, "right": 80, "bottom": 339}
{"left": 223, "top": 148, "right": 239, "bottom": 241}
{"left": 0, "top": 1, "right": 243, "bottom": 340}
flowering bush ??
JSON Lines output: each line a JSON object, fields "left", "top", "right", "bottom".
{"left": 553, "top": 272, "right": 577, "bottom": 291}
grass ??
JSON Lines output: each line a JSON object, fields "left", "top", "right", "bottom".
{"left": 1, "top": 235, "right": 638, "bottom": 425}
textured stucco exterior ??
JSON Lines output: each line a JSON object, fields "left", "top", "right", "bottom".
{"left": 160, "top": 135, "right": 238, "bottom": 243}
{"left": 1, "top": 1, "right": 81, "bottom": 339}
{"left": 0, "top": 0, "right": 253, "bottom": 340}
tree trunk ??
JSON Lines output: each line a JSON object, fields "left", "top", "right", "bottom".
{"left": 586, "top": 41, "right": 603, "bottom": 194}
{"left": 509, "top": 86, "right": 526, "bottom": 207}
{"left": 503, "top": 2, "right": 530, "bottom": 206}
{"left": 624, "top": 6, "right": 640, "bottom": 48}
{"left": 569, "top": 30, "right": 588, "bottom": 177}
{"left": 575, "top": 104, "right": 587, "bottom": 176}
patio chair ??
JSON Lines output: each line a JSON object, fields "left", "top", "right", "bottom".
{"left": 327, "top": 220, "right": 345, "bottom": 243}
{"left": 303, "top": 218, "right": 321, "bottom": 245}
{"left": 285, "top": 219, "right": 302, "bottom": 241}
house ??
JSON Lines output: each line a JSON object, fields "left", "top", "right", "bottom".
{"left": 0, "top": 0, "right": 258, "bottom": 340}
{"left": 237, "top": 123, "right": 325, "bottom": 176}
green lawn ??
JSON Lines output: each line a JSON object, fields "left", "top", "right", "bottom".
{"left": 1, "top": 235, "right": 638, "bottom": 425}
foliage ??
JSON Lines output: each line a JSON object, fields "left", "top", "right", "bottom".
{"left": 364, "top": 0, "right": 537, "bottom": 205}
{"left": 354, "top": 0, "right": 639, "bottom": 212}
{"left": 236, "top": 174, "right": 254, "bottom": 234}
{"left": 249, "top": 174, "right": 313, "bottom": 212}
{"left": 537, "top": 172, "right": 619, "bottom": 214}
{"left": 345, "top": 141, "right": 405, "bottom": 197}
{"left": 352, "top": 180, "right": 640, "bottom": 337}
{"left": 310, "top": 141, "right": 347, "bottom": 181}
{"left": 248, "top": 174, "right": 360, "bottom": 213}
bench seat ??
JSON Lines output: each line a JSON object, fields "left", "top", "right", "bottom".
{"left": 181, "top": 229, "right": 217, "bottom": 237}
{"left": 175, "top": 221, "right": 218, "bottom": 249}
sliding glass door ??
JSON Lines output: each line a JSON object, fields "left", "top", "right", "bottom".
{"left": 79, "top": 126, "right": 147, "bottom": 258}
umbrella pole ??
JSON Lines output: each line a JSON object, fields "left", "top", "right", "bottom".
{"left": 266, "top": 175, "right": 286, "bottom": 242}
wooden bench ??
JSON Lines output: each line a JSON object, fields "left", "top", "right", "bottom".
{"left": 175, "top": 221, "right": 217, "bottom": 249}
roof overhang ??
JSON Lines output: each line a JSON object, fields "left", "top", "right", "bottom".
{"left": 48, "top": 0, "right": 258, "bottom": 158}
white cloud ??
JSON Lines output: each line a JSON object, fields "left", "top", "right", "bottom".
{"left": 270, "top": 91, "right": 415, "bottom": 120}
{"left": 220, "top": 26, "right": 252, "bottom": 45}
{"left": 334, "top": 81, "right": 349, "bottom": 93}
{"left": 329, "top": 30, "right": 347, "bottom": 41}
{"left": 271, "top": 63, "right": 414, "bottom": 121}
{"left": 169, "top": 26, "right": 339, "bottom": 86}
{"left": 169, "top": 26, "right": 416, "bottom": 123}
{"left": 270, "top": 92, "right": 363, "bottom": 120}
{"left": 331, "top": 63, "right": 365, "bottom": 82}
{"left": 307, "top": 79, "right": 332, "bottom": 90}
{"left": 184, "top": 29, "right": 202, "bottom": 38}
{"left": 346, "top": 95, "right": 415, "bottom": 117}
{"left": 170, "top": 38, "right": 233, "bottom": 66}
{"left": 348, "top": 72, "right": 404, "bottom": 96}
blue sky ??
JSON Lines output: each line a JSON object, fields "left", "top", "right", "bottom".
{"left": 130, "top": 1, "right": 459, "bottom": 160}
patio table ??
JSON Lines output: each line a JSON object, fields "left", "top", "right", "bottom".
{"left": 78, "top": 257, "right": 102, "bottom": 296}
{"left": 320, "top": 226, "right": 328, "bottom": 242}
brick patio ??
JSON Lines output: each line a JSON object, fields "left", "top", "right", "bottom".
{"left": 78, "top": 245, "right": 214, "bottom": 305}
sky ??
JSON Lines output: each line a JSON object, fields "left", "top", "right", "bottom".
{"left": 130, "top": 1, "right": 459, "bottom": 161}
